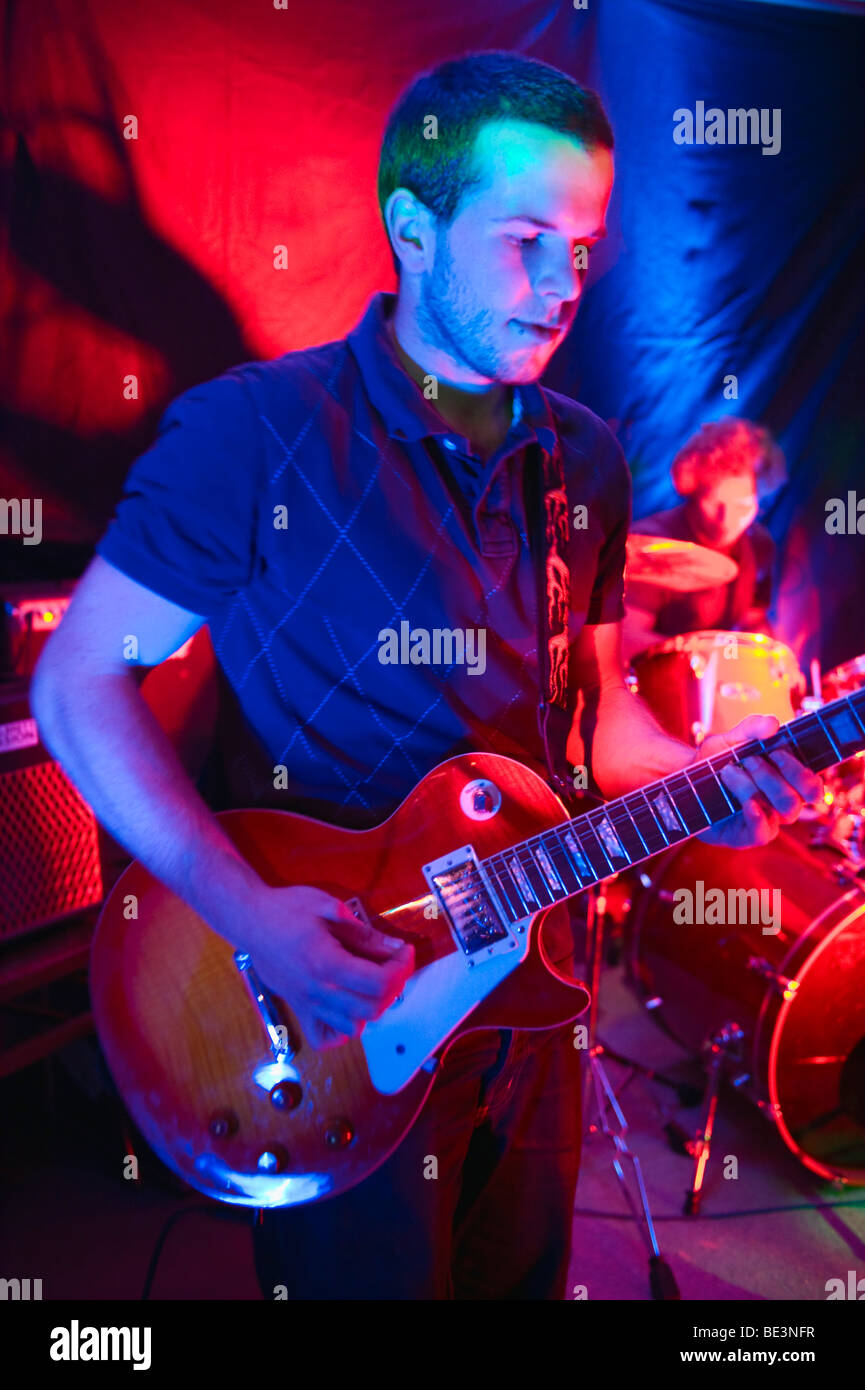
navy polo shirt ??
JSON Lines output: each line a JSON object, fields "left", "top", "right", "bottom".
{"left": 96, "top": 291, "right": 631, "bottom": 818}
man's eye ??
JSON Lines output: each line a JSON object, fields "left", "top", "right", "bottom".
{"left": 507, "top": 235, "right": 539, "bottom": 247}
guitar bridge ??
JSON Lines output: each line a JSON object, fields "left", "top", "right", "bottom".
{"left": 422, "top": 847, "right": 513, "bottom": 960}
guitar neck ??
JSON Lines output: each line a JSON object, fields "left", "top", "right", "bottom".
{"left": 479, "top": 688, "right": 865, "bottom": 923}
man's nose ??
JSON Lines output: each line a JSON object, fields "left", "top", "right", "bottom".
{"left": 534, "top": 243, "right": 580, "bottom": 305}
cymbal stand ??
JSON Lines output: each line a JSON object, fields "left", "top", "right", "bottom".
{"left": 665, "top": 1022, "right": 747, "bottom": 1216}
{"left": 581, "top": 880, "right": 680, "bottom": 1300}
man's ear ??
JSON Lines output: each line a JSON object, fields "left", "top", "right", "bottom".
{"left": 385, "top": 189, "right": 434, "bottom": 275}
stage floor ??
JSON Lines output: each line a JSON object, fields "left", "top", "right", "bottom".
{"left": 2, "top": 959, "right": 862, "bottom": 1301}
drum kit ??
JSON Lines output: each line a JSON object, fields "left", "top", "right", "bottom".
{"left": 597, "top": 536, "right": 865, "bottom": 1204}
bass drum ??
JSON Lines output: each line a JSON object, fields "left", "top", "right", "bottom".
{"left": 629, "top": 824, "right": 865, "bottom": 1183}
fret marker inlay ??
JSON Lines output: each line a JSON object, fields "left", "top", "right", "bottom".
{"left": 653, "top": 790, "right": 681, "bottom": 833}
{"left": 563, "top": 829, "right": 590, "bottom": 877}
{"left": 509, "top": 855, "right": 537, "bottom": 906}
{"left": 535, "top": 843, "right": 563, "bottom": 894}
{"left": 595, "top": 816, "right": 625, "bottom": 860}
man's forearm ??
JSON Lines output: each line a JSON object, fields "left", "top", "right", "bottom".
{"left": 31, "top": 667, "right": 263, "bottom": 946}
{"left": 620, "top": 604, "right": 663, "bottom": 663}
{"left": 583, "top": 683, "right": 695, "bottom": 799}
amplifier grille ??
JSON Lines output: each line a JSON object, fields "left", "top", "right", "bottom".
{"left": 0, "top": 760, "right": 103, "bottom": 937}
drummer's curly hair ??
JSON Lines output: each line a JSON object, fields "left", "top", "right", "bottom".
{"left": 672, "top": 418, "right": 787, "bottom": 498}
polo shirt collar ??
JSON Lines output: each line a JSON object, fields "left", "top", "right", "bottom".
{"left": 346, "top": 291, "right": 557, "bottom": 458}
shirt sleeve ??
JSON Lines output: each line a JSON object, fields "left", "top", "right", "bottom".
{"left": 95, "top": 373, "right": 262, "bottom": 617}
{"left": 584, "top": 433, "right": 632, "bottom": 626}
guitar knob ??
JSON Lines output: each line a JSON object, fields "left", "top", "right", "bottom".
{"left": 324, "top": 1118, "right": 355, "bottom": 1148}
{"left": 269, "top": 1081, "right": 303, "bottom": 1111}
{"left": 208, "top": 1110, "right": 239, "bottom": 1139}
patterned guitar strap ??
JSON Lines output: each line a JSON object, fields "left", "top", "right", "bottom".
{"left": 528, "top": 436, "right": 579, "bottom": 810}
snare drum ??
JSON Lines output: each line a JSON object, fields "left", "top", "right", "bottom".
{"left": 631, "top": 629, "right": 804, "bottom": 745}
{"left": 629, "top": 824, "right": 865, "bottom": 1184}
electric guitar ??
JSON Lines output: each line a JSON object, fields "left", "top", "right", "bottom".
{"left": 90, "top": 687, "right": 865, "bottom": 1207}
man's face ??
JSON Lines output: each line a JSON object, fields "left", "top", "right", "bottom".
{"left": 691, "top": 474, "right": 759, "bottom": 549}
{"left": 415, "top": 120, "right": 614, "bottom": 384}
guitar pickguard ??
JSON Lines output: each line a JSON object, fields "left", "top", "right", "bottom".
{"left": 361, "top": 846, "right": 529, "bottom": 1094}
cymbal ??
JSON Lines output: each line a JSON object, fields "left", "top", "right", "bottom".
{"left": 625, "top": 534, "right": 739, "bottom": 592}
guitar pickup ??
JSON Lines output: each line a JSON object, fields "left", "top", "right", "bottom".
{"left": 422, "top": 847, "right": 512, "bottom": 960}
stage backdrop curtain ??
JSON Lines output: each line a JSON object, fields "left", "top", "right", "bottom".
{"left": 2, "top": 0, "right": 863, "bottom": 670}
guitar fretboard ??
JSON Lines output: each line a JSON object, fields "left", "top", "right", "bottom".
{"left": 478, "top": 688, "right": 865, "bottom": 924}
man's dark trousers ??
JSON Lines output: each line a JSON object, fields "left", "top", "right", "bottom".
{"left": 252, "top": 1012, "right": 583, "bottom": 1300}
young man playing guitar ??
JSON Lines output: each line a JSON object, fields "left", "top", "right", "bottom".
{"left": 32, "top": 51, "right": 821, "bottom": 1300}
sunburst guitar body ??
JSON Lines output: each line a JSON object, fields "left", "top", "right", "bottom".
{"left": 90, "top": 753, "right": 590, "bottom": 1208}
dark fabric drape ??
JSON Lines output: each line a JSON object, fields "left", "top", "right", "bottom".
{"left": 2, "top": 0, "right": 863, "bottom": 671}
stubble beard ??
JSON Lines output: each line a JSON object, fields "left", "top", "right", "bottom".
{"left": 417, "top": 235, "right": 533, "bottom": 384}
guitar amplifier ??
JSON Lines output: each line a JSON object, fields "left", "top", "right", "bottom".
{"left": 0, "top": 678, "right": 103, "bottom": 939}
{"left": 1, "top": 580, "right": 76, "bottom": 678}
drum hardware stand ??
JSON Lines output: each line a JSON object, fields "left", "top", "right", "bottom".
{"left": 595, "top": 1039, "right": 706, "bottom": 1109}
{"left": 802, "top": 821, "right": 865, "bottom": 875}
{"left": 662, "top": 1021, "right": 748, "bottom": 1216}
{"left": 582, "top": 880, "right": 681, "bottom": 1300}
{"left": 812, "top": 816, "right": 865, "bottom": 869}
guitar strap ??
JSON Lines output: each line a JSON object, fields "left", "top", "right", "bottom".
{"left": 526, "top": 436, "right": 579, "bottom": 810}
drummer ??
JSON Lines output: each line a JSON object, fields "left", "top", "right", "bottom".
{"left": 622, "top": 418, "right": 785, "bottom": 661}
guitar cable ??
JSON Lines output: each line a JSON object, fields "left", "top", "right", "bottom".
{"left": 137, "top": 1191, "right": 865, "bottom": 1297}
{"left": 140, "top": 1202, "right": 252, "bottom": 1300}
{"left": 574, "top": 1198, "right": 865, "bottom": 1220}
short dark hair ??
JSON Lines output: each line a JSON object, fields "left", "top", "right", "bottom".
{"left": 377, "top": 50, "right": 614, "bottom": 277}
